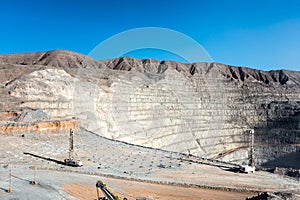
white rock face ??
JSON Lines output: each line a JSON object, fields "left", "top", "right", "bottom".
{"left": 8, "top": 69, "right": 74, "bottom": 101}
{"left": 1, "top": 51, "right": 299, "bottom": 168}
{"left": 5, "top": 67, "right": 235, "bottom": 157}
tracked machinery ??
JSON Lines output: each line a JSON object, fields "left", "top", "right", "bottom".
{"left": 96, "top": 180, "right": 127, "bottom": 200}
{"left": 64, "top": 129, "right": 83, "bottom": 167}
{"left": 239, "top": 129, "right": 255, "bottom": 173}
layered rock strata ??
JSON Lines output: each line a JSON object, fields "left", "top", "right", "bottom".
{"left": 0, "top": 50, "right": 299, "bottom": 168}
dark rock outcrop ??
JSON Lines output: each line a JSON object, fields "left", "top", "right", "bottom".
{"left": 246, "top": 192, "right": 298, "bottom": 200}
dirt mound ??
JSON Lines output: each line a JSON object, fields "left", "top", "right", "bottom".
{"left": 14, "top": 109, "right": 49, "bottom": 122}
{"left": 271, "top": 167, "right": 300, "bottom": 178}
{"left": 0, "top": 111, "right": 19, "bottom": 121}
{"left": 246, "top": 192, "right": 298, "bottom": 200}
{"left": 0, "top": 119, "right": 78, "bottom": 134}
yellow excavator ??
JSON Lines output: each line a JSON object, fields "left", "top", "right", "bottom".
{"left": 96, "top": 180, "right": 128, "bottom": 200}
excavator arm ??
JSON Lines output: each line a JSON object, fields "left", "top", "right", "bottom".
{"left": 96, "top": 180, "right": 127, "bottom": 200}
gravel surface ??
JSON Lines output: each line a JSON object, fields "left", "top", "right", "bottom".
{"left": 0, "top": 130, "right": 299, "bottom": 199}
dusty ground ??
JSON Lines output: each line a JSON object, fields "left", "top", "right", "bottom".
{"left": 0, "top": 169, "right": 253, "bottom": 200}
{"left": 63, "top": 181, "right": 253, "bottom": 200}
{"left": 63, "top": 184, "right": 96, "bottom": 200}
{"left": 0, "top": 130, "right": 299, "bottom": 199}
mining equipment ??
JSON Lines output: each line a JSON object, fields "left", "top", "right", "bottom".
{"left": 64, "top": 129, "right": 83, "bottom": 167}
{"left": 96, "top": 180, "right": 127, "bottom": 200}
{"left": 239, "top": 129, "right": 255, "bottom": 173}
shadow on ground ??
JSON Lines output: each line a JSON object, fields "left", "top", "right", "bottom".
{"left": 261, "top": 152, "right": 300, "bottom": 169}
{"left": 23, "top": 152, "right": 66, "bottom": 165}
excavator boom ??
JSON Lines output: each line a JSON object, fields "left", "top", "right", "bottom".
{"left": 96, "top": 180, "right": 127, "bottom": 200}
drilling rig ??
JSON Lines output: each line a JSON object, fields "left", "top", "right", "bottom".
{"left": 239, "top": 129, "right": 255, "bottom": 173}
{"left": 64, "top": 129, "right": 83, "bottom": 167}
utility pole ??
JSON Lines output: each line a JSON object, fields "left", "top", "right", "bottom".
{"left": 249, "top": 129, "right": 255, "bottom": 167}
{"left": 8, "top": 167, "right": 12, "bottom": 193}
{"left": 31, "top": 162, "right": 38, "bottom": 185}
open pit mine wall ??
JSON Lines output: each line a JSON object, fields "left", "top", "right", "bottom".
{"left": 92, "top": 60, "right": 299, "bottom": 168}
{"left": 0, "top": 50, "right": 299, "bottom": 168}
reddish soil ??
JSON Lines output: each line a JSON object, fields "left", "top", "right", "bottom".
{"left": 63, "top": 178, "right": 254, "bottom": 200}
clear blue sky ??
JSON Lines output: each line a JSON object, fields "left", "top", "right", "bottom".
{"left": 1, "top": 0, "right": 300, "bottom": 71}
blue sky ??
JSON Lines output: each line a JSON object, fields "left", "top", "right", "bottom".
{"left": 1, "top": 0, "right": 300, "bottom": 71}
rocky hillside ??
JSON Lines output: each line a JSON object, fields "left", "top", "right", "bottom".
{"left": 0, "top": 50, "right": 299, "bottom": 168}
